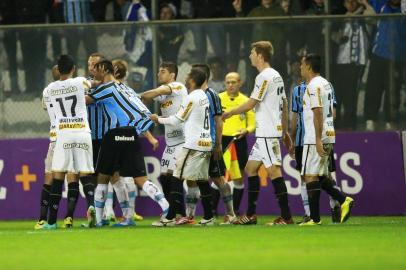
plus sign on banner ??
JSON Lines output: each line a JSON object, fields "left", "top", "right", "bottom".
{"left": 15, "top": 165, "right": 37, "bottom": 191}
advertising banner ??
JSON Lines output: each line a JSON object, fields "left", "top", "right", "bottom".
{"left": 0, "top": 132, "right": 405, "bottom": 220}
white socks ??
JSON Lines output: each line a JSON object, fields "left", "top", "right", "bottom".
{"left": 104, "top": 182, "right": 115, "bottom": 219}
{"left": 218, "top": 182, "right": 235, "bottom": 216}
{"left": 300, "top": 181, "right": 311, "bottom": 217}
{"left": 95, "top": 184, "right": 108, "bottom": 224}
{"left": 142, "top": 180, "right": 169, "bottom": 214}
{"left": 186, "top": 186, "right": 200, "bottom": 218}
{"left": 112, "top": 179, "right": 131, "bottom": 219}
{"left": 123, "top": 177, "right": 137, "bottom": 217}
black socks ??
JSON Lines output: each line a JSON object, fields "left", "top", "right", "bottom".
{"left": 247, "top": 176, "right": 260, "bottom": 216}
{"left": 272, "top": 177, "right": 292, "bottom": 220}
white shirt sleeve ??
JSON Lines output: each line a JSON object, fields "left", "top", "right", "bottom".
{"left": 307, "top": 84, "right": 323, "bottom": 109}
{"left": 175, "top": 95, "right": 194, "bottom": 121}
{"left": 250, "top": 74, "right": 269, "bottom": 101}
{"left": 158, "top": 115, "right": 182, "bottom": 126}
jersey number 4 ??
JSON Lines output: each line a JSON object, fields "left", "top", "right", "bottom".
{"left": 56, "top": 95, "right": 77, "bottom": 117}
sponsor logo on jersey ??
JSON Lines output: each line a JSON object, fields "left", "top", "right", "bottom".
{"left": 258, "top": 80, "right": 268, "bottom": 99}
{"left": 273, "top": 77, "right": 283, "bottom": 84}
{"left": 199, "top": 98, "right": 209, "bottom": 106}
{"left": 59, "top": 123, "right": 86, "bottom": 130}
{"left": 165, "top": 147, "right": 175, "bottom": 154}
{"left": 167, "top": 130, "right": 183, "bottom": 138}
{"left": 200, "top": 133, "right": 210, "bottom": 139}
{"left": 63, "top": 143, "right": 89, "bottom": 150}
{"left": 50, "top": 86, "right": 78, "bottom": 96}
{"left": 198, "top": 140, "right": 211, "bottom": 147}
{"left": 115, "top": 136, "right": 135, "bottom": 141}
{"left": 171, "top": 85, "right": 183, "bottom": 91}
{"left": 161, "top": 100, "right": 173, "bottom": 109}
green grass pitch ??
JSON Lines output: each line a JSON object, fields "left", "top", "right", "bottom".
{"left": 1, "top": 216, "right": 406, "bottom": 270}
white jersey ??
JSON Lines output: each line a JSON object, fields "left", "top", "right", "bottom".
{"left": 45, "top": 77, "right": 91, "bottom": 133}
{"left": 175, "top": 89, "right": 212, "bottom": 152}
{"left": 250, "top": 67, "right": 286, "bottom": 138}
{"left": 42, "top": 88, "right": 57, "bottom": 142}
{"left": 303, "top": 76, "right": 335, "bottom": 144}
{"left": 154, "top": 82, "right": 188, "bottom": 146}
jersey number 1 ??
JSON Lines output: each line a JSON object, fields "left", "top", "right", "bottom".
{"left": 56, "top": 95, "right": 77, "bottom": 117}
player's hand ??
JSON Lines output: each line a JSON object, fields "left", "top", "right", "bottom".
{"left": 316, "top": 139, "right": 327, "bottom": 157}
{"left": 282, "top": 132, "right": 293, "bottom": 152}
{"left": 149, "top": 137, "right": 159, "bottom": 151}
{"left": 235, "top": 129, "right": 248, "bottom": 139}
{"left": 222, "top": 111, "right": 232, "bottom": 121}
{"left": 149, "top": 114, "right": 159, "bottom": 123}
{"left": 213, "top": 145, "right": 222, "bottom": 161}
{"left": 233, "top": 0, "right": 242, "bottom": 13}
{"left": 288, "top": 145, "right": 295, "bottom": 160}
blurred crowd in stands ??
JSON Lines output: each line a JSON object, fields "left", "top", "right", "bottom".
{"left": 0, "top": 0, "right": 405, "bottom": 131}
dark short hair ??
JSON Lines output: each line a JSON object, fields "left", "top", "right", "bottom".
{"left": 251, "top": 41, "right": 274, "bottom": 63}
{"left": 57, "top": 55, "right": 75, "bottom": 75}
{"left": 94, "top": 59, "right": 114, "bottom": 74}
{"left": 160, "top": 62, "right": 178, "bottom": 79}
{"left": 112, "top": 59, "right": 128, "bottom": 80}
{"left": 192, "top": 63, "right": 210, "bottom": 80}
{"left": 303, "top": 53, "right": 322, "bottom": 73}
{"left": 188, "top": 67, "right": 207, "bottom": 88}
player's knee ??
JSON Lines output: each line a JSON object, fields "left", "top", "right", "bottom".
{"left": 267, "top": 165, "right": 282, "bottom": 180}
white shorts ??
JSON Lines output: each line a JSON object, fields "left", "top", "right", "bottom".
{"left": 45, "top": 141, "right": 56, "bottom": 173}
{"left": 173, "top": 148, "right": 211, "bottom": 181}
{"left": 248, "top": 138, "right": 282, "bottom": 168}
{"left": 160, "top": 143, "right": 184, "bottom": 174}
{"left": 52, "top": 131, "right": 94, "bottom": 174}
{"left": 301, "top": 144, "right": 333, "bottom": 177}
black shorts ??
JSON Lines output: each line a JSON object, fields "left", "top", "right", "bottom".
{"left": 295, "top": 146, "right": 303, "bottom": 171}
{"left": 96, "top": 127, "right": 146, "bottom": 177}
{"left": 92, "top": 139, "right": 102, "bottom": 167}
{"left": 209, "top": 154, "right": 226, "bottom": 178}
{"left": 222, "top": 136, "right": 248, "bottom": 170}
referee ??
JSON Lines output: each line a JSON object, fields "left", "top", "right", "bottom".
{"left": 219, "top": 72, "right": 255, "bottom": 215}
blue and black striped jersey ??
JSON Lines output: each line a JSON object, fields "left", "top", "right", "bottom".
{"left": 89, "top": 81, "right": 153, "bottom": 135}
{"left": 205, "top": 87, "right": 222, "bottom": 147}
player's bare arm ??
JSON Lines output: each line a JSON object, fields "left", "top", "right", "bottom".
{"left": 290, "top": 112, "right": 298, "bottom": 159}
{"left": 222, "top": 98, "right": 258, "bottom": 120}
{"left": 143, "top": 130, "right": 159, "bottom": 151}
{"left": 85, "top": 95, "right": 95, "bottom": 105}
{"left": 282, "top": 98, "right": 293, "bottom": 152}
{"left": 141, "top": 85, "right": 172, "bottom": 103}
{"left": 313, "top": 107, "right": 326, "bottom": 157}
{"left": 213, "top": 115, "right": 223, "bottom": 160}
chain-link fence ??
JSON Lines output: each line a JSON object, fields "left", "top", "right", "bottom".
{"left": 0, "top": 14, "right": 405, "bottom": 138}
